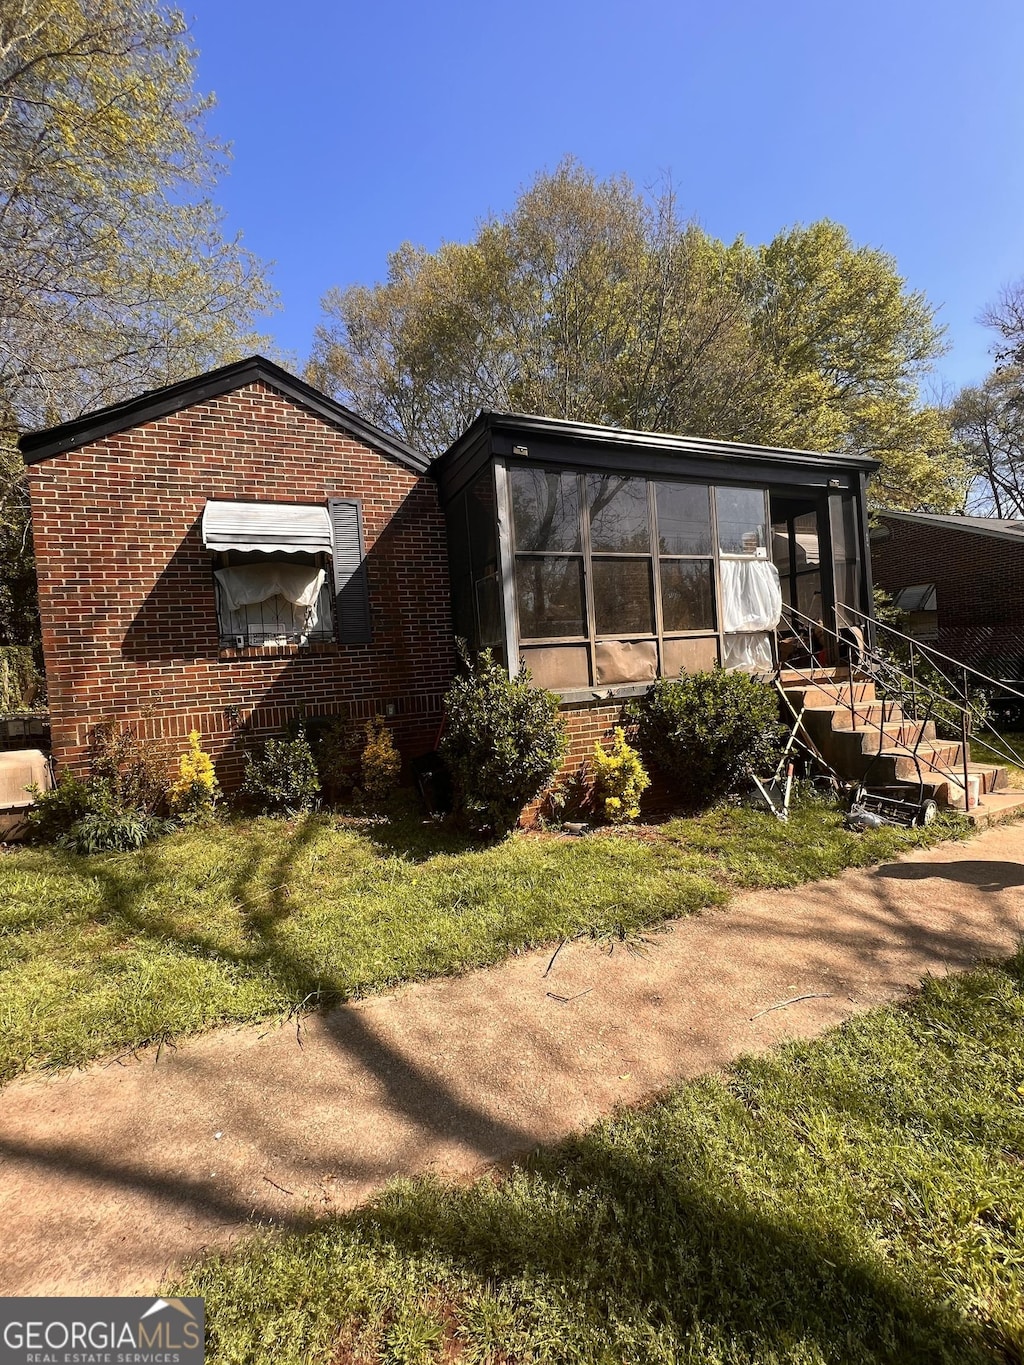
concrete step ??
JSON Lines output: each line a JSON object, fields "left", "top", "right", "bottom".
{"left": 800, "top": 702, "right": 914, "bottom": 733}
{"left": 784, "top": 680, "right": 877, "bottom": 709}
{"left": 967, "top": 788, "right": 1024, "bottom": 828}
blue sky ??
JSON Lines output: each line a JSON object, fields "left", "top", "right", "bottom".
{"left": 191, "top": 0, "right": 1024, "bottom": 395}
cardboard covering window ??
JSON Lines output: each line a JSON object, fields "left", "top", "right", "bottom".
{"left": 328, "top": 498, "right": 372, "bottom": 644}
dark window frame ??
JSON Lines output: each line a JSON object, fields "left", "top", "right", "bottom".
{"left": 506, "top": 462, "right": 771, "bottom": 689}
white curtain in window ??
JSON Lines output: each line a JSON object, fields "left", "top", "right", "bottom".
{"left": 215, "top": 565, "right": 326, "bottom": 614}
{"left": 719, "top": 557, "right": 782, "bottom": 633}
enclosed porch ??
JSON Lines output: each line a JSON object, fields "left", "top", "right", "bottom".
{"left": 435, "top": 412, "right": 877, "bottom": 698}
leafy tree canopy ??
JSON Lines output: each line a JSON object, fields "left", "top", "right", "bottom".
{"left": 0, "top": 0, "right": 277, "bottom": 643}
{"left": 309, "top": 160, "right": 963, "bottom": 512}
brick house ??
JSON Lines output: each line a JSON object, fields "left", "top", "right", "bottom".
{"left": 20, "top": 357, "right": 878, "bottom": 788}
{"left": 20, "top": 357, "right": 454, "bottom": 786}
{"left": 871, "top": 512, "right": 1024, "bottom": 685}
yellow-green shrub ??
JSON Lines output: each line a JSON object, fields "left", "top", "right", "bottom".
{"left": 169, "top": 730, "right": 220, "bottom": 821}
{"left": 360, "top": 716, "right": 401, "bottom": 803}
{"left": 592, "top": 727, "right": 650, "bottom": 824}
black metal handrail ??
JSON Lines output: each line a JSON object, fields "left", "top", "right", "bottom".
{"left": 835, "top": 601, "right": 1024, "bottom": 779}
{"left": 837, "top": 601, "right": 1024, "bottom": 707}
{"left": 777, "top": 601, "right": 1024, "bottom": 806}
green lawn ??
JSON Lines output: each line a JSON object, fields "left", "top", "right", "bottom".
{"left": 0, "top": 798, "right": 963, "bottom": 1085}
{"left": 177, "top": 949, "right": 1024, "bottom": 1365}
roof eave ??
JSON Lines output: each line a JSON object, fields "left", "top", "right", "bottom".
{"left": 433, "top": 409, "right": 881, "bottom": 475}
{"left": 17, "top": 356, "right": 430, "bottom": 476}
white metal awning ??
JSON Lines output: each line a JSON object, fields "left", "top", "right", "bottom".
{"left": 201, "top": 500, "right": 333, "bottom": 554}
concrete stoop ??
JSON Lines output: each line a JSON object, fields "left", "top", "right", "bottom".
{"left": 779, "top": 668, "right": 1024, "bottom": 821}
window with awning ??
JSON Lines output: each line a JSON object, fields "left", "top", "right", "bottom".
{"left": 201, "top": 498, "right": 371, "bottom": 649}
{"left": 201, "top": 500, "right": 334, "bottom": 555}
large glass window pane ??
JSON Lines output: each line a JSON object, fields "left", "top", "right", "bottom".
{"left": 510, "top": 468, "right": 581, "bottom": 552}
{"left": 475, "top": 574, "right": 503, "bottom": 646}
{"left": 715, "top": 486, "right": 767, "bottom": 556}
{"left": 467, "top": 472, "right": 498, "bottom": 576}
{"left": 660, "top": 560, "right": 715, "bottom": 632}
{"left": 792, "top": 511, "right": 821, "bottom": 569}
{"left": 514, "top": 557, "right": 584, "bottom": 638}
{"left": 655, "top": 482, "right": 712, "bottom": 555}
{"left": 587, "top": 475, "right": 651, "bottom": 553}
{"left": 592, "top": 558, "right": 654, "bottom": 635}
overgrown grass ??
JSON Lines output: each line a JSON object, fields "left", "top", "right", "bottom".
{"left": 0, "top": 796, "right": 963, "bottom": 1084}
{"left": 178, "top": 949, "right": 1024, "bottom": 1364}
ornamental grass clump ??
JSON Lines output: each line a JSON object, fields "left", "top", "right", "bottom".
{"left": 628, "top": 670, "right": 784, "bottom": 810}
{"left": 168, "top": 730, "right": 220, "bottom": 822}
{"left": 592, "top": 727, "right": 650, "bottom": 823}
{"left": 441, "top": 650, "right": 566, "bottom": 835}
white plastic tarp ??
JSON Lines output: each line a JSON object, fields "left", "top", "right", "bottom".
{"left": 720, "top": 557, "right": 783, "bottom": 633}
{"left": 721, "top": 557, "right": 781, "bottom": 674}
{"left": 214, "top": 564, "right": 326, "bottom": 613}
{"left": 722, "top": 632, "right": 774, "bottom": 672}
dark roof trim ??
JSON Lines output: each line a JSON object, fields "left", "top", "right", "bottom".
{"left": 435, "top": 409, "right": 881, "bottom": 474}
{"left": 879, "top": 510, "right": 1024, "bottom": 545}
{"left": 18, "top": 355, "right": 430, "bottom": 474}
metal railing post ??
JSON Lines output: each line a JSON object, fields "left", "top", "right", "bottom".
{"left": 912, "top": 644, "right": 922, "bottom": 720}
{"left": 961, "top": 666, "right": 972, "bottom": 811}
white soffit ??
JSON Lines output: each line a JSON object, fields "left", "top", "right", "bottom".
{"left": 201, "top": 500, "right": 333, "bottom": 554}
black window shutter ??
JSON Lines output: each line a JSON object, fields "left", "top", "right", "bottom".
{"left": 328, "top": 498, "right": 372, "bottom": 644}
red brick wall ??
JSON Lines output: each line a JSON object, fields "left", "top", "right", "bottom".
{"left": 27, "top": 380, "right": 456, "bottom": 786}
{"left": 871, "top": 517, "right": 1024, "bottom": 677}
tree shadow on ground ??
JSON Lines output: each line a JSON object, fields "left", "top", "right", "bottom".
{"left": 874, "top": 859, "right": 1024, "bottom": 892}
{"left": 196, "top": 1114, "right": 1018, "bottom": 1365}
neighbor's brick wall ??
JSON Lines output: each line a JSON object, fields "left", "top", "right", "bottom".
{"left": 871, "top": 517, "right": 1024, "bottom": 677}
{"left": 27, "top": 381, "right": 456, "bottom": 787}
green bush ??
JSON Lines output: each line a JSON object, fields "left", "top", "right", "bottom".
{"left": 241, "top": 733, "right": 320, "bottom": 815}
{"left": 627, "top": 670, "right": 783, "bottom": 809}
{"left": 440, "top": 650, "right": 566, "bottom": 835}
{"left": 26, "top": 772, "right": 92, "bottom": 843}
{"left": 26, "top": 723, "right": 173, "bottom": 852}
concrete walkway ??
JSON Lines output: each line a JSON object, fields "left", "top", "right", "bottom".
{"left": 1, "top": 824, "right": 1023, "bottom": 1297}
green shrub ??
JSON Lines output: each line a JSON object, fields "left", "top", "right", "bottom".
{"left": 440, "top": 650, "right": 566, "bottom": 835}
{"left": 627, "top": 670, "right": 783, "bottom": 810}
{"left": 592, "top": 726, "right": 650, "bottom": 823}
{"left": 27, "top": 723, "right": 174, "bottom": 852}
{"left": 60, "top": 809, "right": 174, "bottom": 855}
{"left": 306, "top": 716, "right": 360, "bottom": 804}
{"left": 26, "top": 772, "right": 92, "bottom": 843}
{"left": 241, "top": 733, "right": 320, "bottom": 815}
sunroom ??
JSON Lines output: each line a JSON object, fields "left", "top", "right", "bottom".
{"left": 435, "top": 413, "right": 878, "bottom": 699}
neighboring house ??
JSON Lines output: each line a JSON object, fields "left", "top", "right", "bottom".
{"left": 20, "top": 357, "right": 878, "bottom": 786}
{"left": 871, "top": 512, "right": 1024, "bottom": 686}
